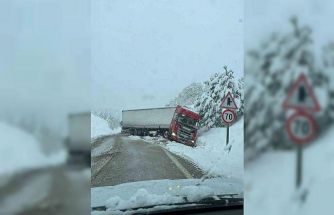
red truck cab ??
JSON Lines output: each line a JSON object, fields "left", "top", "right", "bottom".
{"left": 168, "top": 105, "right": 200, "bottom": 146}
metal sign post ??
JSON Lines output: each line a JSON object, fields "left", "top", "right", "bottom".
{"left": 222, "top": 109, "right": 236, "bottom": 147}
{"left": 226, "top": 126, "right": 229, "bottom": 146}
{"left": 296, "top": 145, "right": 303, "bottom": 188}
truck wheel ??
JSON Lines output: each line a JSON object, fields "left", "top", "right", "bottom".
{"left": 164, "top": 131, "right": 168, "bottom": 138}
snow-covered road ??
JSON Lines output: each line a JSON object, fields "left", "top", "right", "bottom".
{"left": 91, "top": 134, "right": 204, "bottom": 187}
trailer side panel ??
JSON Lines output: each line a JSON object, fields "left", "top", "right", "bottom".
{"left": 122, "top": 107, "right": 176, "bottom": 129}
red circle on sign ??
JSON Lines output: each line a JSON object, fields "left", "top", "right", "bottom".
{"left": 222, "top": 109, "right": 237, "bottom": 125}
{"left": 285, "top": 111, "right": 316, "bottom": 144}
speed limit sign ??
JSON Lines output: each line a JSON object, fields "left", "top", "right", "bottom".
{"left": 286, "top": 111, "right": 316, "bottom": 144}
{"left": 222, "top": 109, "right": 236, "bottom": 125}
{"left": 282, "top": 73, "right": 320, "bottom": 190}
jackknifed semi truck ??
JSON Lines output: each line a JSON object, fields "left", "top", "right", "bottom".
{"left": 121, "top": 105, "right": 200, "bottom": 146}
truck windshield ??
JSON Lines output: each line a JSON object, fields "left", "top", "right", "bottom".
{"left": 177, "top": 115, "right": 197, "bottom": 128}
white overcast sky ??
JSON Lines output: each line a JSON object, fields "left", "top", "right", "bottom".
{"left": 246, "top": 0, "right": 334, "bottom": 57}
{"left": 2, "top": 0, "right": 333, "bottom": 135}
{"left": 92, "top": 0, "right": 244, "bottom": 111}
{"left": 0, "top": 0, "right": 90, "bottom": 135}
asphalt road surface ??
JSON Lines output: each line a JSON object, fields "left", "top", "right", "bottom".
{"left": 0, "top": 164, "right": 90, "bottom": 215}
{"left": 91, "top": 134, "right": 204, "bottom": 187}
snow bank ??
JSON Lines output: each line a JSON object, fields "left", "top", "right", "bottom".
{"left": 91, "top": 114, "right": 120, "bottom": 139}
{"left": 164, "top": 118, "right": 244, "bottom": 180}
{"left": 127, "top": 135, "right": 142, "bottom": 141}
{"left": 245, "top": 125, "right": 334, "bottom": 215}
{"left": 128, "top": 135, "right": 166, "bottom": 142}
{"left": 0, "top": 121, "right": 66, "bottom": 180}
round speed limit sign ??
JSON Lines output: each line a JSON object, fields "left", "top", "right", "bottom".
{"left": 286, "top": 111, "right": 316, "bottom": 144}
{"left": 222, "top": 109, "right": 236, "bottom": 125}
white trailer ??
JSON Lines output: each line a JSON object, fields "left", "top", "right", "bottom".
{"left": 122, "top": 107, "right": 176, "bottom": 135}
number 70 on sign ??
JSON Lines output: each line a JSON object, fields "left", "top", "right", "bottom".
{"left": 221, "top": 109, "right": 237, "bottom": 125}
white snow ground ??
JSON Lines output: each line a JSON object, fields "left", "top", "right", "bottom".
{"left": 0, "top": 121, "right": 66, "bottom": 183}
{"left": 164, "top": 118, "right": 244, "bottom": 180}
{"left": 245, "top": 125, "right": 334, "bottom": 215}
{"left": 91, "top": 114, "right": 121, "bottom": 139}
{"left": 91, "top": 178, "right": 242, "bottom": 215}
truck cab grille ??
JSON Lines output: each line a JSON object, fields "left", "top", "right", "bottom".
{"left": 177, "top": 125, "right": 193, "bottom": 143}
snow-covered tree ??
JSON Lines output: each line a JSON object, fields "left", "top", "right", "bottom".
{"left": 167, "top": 83, "right": 203, "bottom": 108}
{"left": 236, "top": 77, "right": 245, "bottom": 116}
{"left": 323, "top": 42, "right": 334, "bottom": 69}
{"left": 322, "top": 42, "right": 334, "bottom": 121}
{"left": 245, "top": 17, "right": 330, "bottom": 159}
{"left": 195, "top": 66, "right": 243, "bottom": 128}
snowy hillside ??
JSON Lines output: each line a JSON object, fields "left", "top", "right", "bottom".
{"left": 0, "top": 121, "right": 66, "bottom": 185}
{"left": 165, "top": 118, "right": 244, "bottom": 180}
{"left": 91, "top": 114, "right": 120, "bottom": 139}
{"left": 245, "top": 125, "right": 334, "bottom": 215}
{"left": 92, "top": 109, "right": 121, "bottom": 129}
